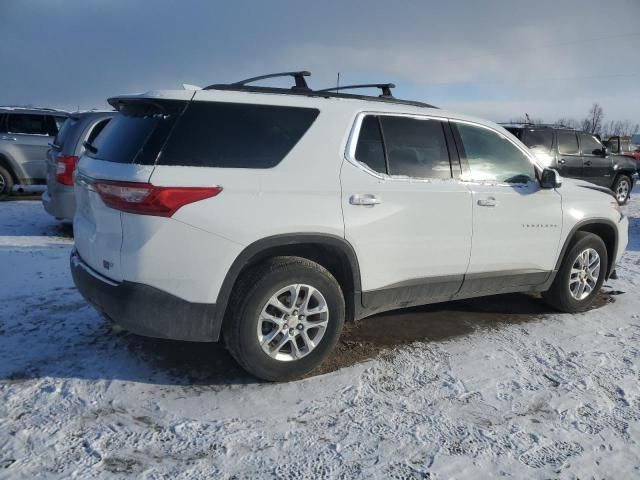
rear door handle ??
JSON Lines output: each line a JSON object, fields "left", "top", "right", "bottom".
{"left": 350, "top": 194, "right": 381, "bottom": 206}
{"left": 477, "top": 197, "right": 497, "bottom": 207}
{"left": 558, "top": 159, "right": 566, "bottom": 165}
{"left": 1, "top": 136, "right": 17, "bottom": 141}
{"left": 584, "top": 160, "right": 592, "bottom": 166}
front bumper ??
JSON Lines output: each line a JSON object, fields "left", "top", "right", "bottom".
{"left": 70, "top": 250, "right": 221, "bottom": 342}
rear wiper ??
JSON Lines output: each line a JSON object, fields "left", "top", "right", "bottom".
{"left": 83, "top": 141, "right": 98, "bottom": 154}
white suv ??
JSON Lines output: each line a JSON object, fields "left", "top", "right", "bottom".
{"left": 70, "top": 72, "right": 629, "bottom": 381}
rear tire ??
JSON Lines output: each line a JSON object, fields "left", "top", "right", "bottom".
{"left": 542, "top": 232, "right": 607, "bottom": 313}
{"left": 612, "top": 174, "right": 631, "bottom": 205}
{"left": 223, "top": 256, "right": 345, "bottom": 381}
{"left": 0, "top": 166, "right": 13, "bottom": 200}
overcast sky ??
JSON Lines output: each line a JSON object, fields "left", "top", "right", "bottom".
{"left": 2, "top": 0, "right": 639, "bottom": 125}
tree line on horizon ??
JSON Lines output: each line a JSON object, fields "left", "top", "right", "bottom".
{"left": 510, "top": 103, "right": 639, "bottom": 139}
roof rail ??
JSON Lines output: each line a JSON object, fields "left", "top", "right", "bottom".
{"left": 202, "top": 71, "right": 437, "bottom": 109}
{"left": 0, "top": 105, "right": 67, "bottom": 112}
{"left": 499, "top": 122, "right": 575, "bottom": 130}
{"left": 204, "top": 71, "right": 311, "bottom": 91}
{"left": 317, "top": 83, "right": 396, "bottom": 98}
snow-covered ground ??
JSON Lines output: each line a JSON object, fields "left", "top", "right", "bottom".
{"left": 1, "top": 190, "right": 639, "bottom": 479}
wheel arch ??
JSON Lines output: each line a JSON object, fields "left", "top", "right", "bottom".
{"left": 213, "top": 233, "right": 363, "bottom": 340}
{"left": 554, "top": 219, "right": 618, "bottom": 282}
{"left": 0, "top": 153, "right": 18, "bottom": 183}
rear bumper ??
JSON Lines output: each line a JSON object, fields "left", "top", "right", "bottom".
{"left": 70, "top": 250, "right": 221, "bottom": 342}
{"left": 42, "top": 187, "right": 75, "bottom": 221}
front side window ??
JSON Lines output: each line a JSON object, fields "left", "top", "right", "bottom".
{"left": 7, "top": 114, "right": 48, "bottom": 135}
{"left": 354, "top": 115, "right": 386, "bottom": 173}
{"left": 380, "top": 116, "right": 451, "bottom": 178}
{"left": 457, "top": 123, "right": 534, "bottom": 183}
{"left": 579, "top": 134, "right": 602, "bottom": 155}
{"left": 557, "top": 132, "right": 579, "bottom": 155}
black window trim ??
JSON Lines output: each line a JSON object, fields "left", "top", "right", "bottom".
{"left": 346, "top": 111, "right": 456, "bottom": 181}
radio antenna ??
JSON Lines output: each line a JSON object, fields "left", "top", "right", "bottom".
{"left": 336, "top": 72, "right": 340, "bottom": 94}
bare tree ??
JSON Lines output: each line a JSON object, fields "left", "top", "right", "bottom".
{"left": 556, "top": 117, "right": 579, "bottom": 129}
{"left": 581, "top": 103, "right": 604, "bottom": 136}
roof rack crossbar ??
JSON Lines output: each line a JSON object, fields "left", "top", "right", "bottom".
{"left": 317, "top": 83, "right": 396, "bottom": 98}
{"left": 204, "top": 71, "right": 311, "bottom": 91}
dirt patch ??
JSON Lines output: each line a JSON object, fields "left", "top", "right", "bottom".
{"left": 314, "top": 291, "right": 614, "bottom": 376}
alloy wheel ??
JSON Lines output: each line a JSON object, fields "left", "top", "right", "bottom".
{"left": 257, "top": 284, "right": 329, "bottom": 361}
{"left": 568, "top": 248, "right": 600, "bottom": 300}
{"left": 616, "top": 178, "right": 630, "bottom": 204}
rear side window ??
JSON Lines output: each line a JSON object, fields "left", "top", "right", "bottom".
{"left": 522, "top": 129, "right": 553, "bottom": 152}
{"left": 557, "top": 132, "right": 579, "bottom": 155}
{"left": 380, "top": 116, "right": 451, "bottom": 178}
{"left": 158, "top": 102, "right": 319, "bottom": 168}
{"left": 88, "top": 100, "right": 185, "bottom": 164}
{"left": 7, "top": 114, "right": 48, "bottom": 135}
{"left": 354, "top": 116, "right": 386, "bottom": 173}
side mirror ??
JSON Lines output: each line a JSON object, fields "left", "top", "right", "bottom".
{"left": 540, "top": 168, "right": 562, "bottom": 189}
{"left": 594, "top": 147, "right": 608, "bottom": 157}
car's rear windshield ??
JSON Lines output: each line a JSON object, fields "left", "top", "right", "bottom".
{"left": 521, "top": 129, "right": 553, "bottom": 152}
{"left": 53, "top": 117, "right": 78, "bottom": 148}
{"left": 88, "top": 100, "right": 186, "bottom": 164}
{"left": 89, "top": 99, "right": 319, "bottom": 168}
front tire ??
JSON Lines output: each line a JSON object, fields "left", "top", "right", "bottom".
{"left": 542, "top": 232, "right": 607, "bottom": 313}
{"left": 224, "top": 256, "right": 345, "bottom": 381}
{"left": 612, "top": 174, "right": 631, "bottom": 205}
{"left": 0, "top": 166, "right": 13, "bottom": 200}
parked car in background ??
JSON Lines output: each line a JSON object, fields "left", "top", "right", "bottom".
{"left": 0, "top": 106, "right": 68, "bottom": 199}
{"left": 503, "top": 123, "right": 638, "bottom": 205}
{"left": 603, "top": 136, "right": 640, "bottom": 165}
{"left": 70, "top": 72, "right": 628, "bottom": 381}
{"left": 42, "top": 111, "right": 115, "bottom": 221}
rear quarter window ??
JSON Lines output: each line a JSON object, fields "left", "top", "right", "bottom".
{"left": 158, "top": 102, "right": 319, "bottom": 168}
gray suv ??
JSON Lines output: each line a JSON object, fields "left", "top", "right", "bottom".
{"left": 0, "top": 107, "right": 68, "bottom": 199}
{"left": 42, "top": 111, "right": 115, "bottom": 221}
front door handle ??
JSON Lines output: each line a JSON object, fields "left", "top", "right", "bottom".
{"left": 1, "top": 136, "right": 17, "bottom": 141}
{"left": 584, "top": 160, "right": 592, "bottom": 166}
{"left": 477, "top": 197, "right": 498, "bottom": 207}
{"left": 350, "top": 194, "right": 381, "bottom": 206}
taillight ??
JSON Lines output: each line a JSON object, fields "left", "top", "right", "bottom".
{"left": 55, "top": 155, "right": 79, "bottom": 185}
{"left": 94, "top": 181, "right": 222, "bottom": 217}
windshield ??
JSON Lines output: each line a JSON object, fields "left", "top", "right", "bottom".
{"left": 52, "top": 117, "right": 78, "bottom": 148}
